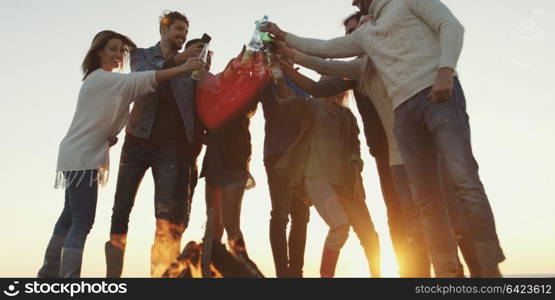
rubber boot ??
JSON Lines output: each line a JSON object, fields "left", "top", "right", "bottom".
{"left": 37, "top": 235, "right": 65, "bottom": 278}
{"left": 320, "top": 247, "right": 341, "bottom": 278}
{"left": 105, "top": 241, "right": 124, "bottom": 278}
{"left": 60, "top": 248, "right": 84, "bottom": 278}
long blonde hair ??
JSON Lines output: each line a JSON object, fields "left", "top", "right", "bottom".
{"left": 81, "top": 30, "right": 137, "bottom": 80}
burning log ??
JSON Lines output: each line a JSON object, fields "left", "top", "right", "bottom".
{"left": 162, "top": 241, "right": 265, "bottom": 278}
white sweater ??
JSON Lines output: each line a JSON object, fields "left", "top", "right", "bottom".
{"left": 55, "top": 69, "right": 157, "bottom": 188}
{"left": 285, "top": 0, "right": 464, "bottom": 109}
{"left": 294, "top": 52, "right": 403, "bottom": 166}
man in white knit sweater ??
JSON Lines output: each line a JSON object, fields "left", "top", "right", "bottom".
{"left": 263, "top": 0, "right": 505, "bottom": 277}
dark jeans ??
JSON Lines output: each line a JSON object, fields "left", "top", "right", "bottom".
{"left": 264, "top": 154, "right": 310, "bottom": 277}
{"left": 440, "top": 156, "right": 482, "bottom": 276}
{"left": 54, "top": 170, "right": 98, "bottom": 249}
{"left": 110, "top": 139, "right": 196, "bottom": 234}
{"left": 394, "top": 78, "right": 505, "bottom": 273}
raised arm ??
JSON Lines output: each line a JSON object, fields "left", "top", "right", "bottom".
{"left": 130, "top": 44, "right": 204, "bottom": 72}
{"left": 276, "top": 55, "right": 319, "bottom": 95}
{"left": 275, "top": 77, "right": 311, "bottom": 117}
{"left": 280, "top": 65, "right": 356, "bottom": 99}
{"left": 261, "top": 22, "right": 364, "bottom": 59}
{"left": 154, "top": 58, "right": 203, "bottom": 84}
{"left": 120, "top": 58, "right": 203, "bottom": 104}
{"left": 311, "top": 77, "right": 357, "bottom": 98}
{"left": 274, "top": 40, "right": 367, "bottom": 95}
{"left": 294, "top": 52, "right": 365, "bottom": 81}
{"left": 285, "top": 33, "right": 363, "bottom": 59}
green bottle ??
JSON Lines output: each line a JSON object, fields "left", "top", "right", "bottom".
{"left": 259, "top": 16, "right": 273, "bottom": 43}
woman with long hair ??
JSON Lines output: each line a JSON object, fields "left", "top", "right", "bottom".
{"left": 197, "top": 50, "right": 264, "bottom": 278}
{"left": 37, "top": 30, "right": 203, "bottom": 278}
{"left": 274, "top": 75, "right": 381, "bottom": 278}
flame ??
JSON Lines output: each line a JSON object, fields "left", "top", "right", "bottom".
{"left": 151, "top": 220, "right": 183, "bottom": 278}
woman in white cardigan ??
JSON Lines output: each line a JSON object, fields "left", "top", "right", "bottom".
{"left": 37, "top": 30, "right": 204, "bottom": 278}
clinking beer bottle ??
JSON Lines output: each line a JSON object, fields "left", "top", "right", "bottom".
{"left": 265, "top": 53, "right": 283, "bottom": 83}
{"left": 191, "top": 43, "right": 209, "bottom": 80}
{"left": 258, "top": 15, "right": 273, "bottom": 44}
{"left": 192, "top": 34, "right": 212, "bottom": 80}
{"left": 243, "top": 15, "right": 273, "bottom": 63}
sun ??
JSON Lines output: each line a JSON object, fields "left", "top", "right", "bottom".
{"left": 334, "top": 239, "right": 400, "bottom": 278}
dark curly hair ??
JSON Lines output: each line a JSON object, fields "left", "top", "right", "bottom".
{"left": 159, "top": 11, "right": 189, "bottom": 34}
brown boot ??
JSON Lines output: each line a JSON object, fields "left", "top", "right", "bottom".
{"left": 320, "top": 247, "right": 341, "bottom": 278}
{"left": 105, "top": 241, "right": 125, "bottom": 278}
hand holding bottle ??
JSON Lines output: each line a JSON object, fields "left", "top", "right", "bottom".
{"left": 260, "top": 22, "right": 286, "bottom": 41}
{"left": 181, "top": 57, "right": 204, "bottom": 73}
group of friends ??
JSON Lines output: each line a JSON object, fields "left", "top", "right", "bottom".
{"left": 37, "top": 0, "right": 505, "bottom": 279}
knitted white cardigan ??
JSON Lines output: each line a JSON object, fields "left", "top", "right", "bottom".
{"left": 285, "top": 0, "right": 465, "bottom": 109}
{"left": 55, "top": 69, "right": 156, "bottom": 188}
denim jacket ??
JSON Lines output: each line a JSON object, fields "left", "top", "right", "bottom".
{"left": 126, "top": 42, "right": 195, "bottom": 143}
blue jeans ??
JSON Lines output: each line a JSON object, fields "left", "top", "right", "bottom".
{"left": 53, "top": 170, "right": 98, "bottom": 249}
{"left": 110, "top": 138, "right": 196, "bottom": 234}
{"left": 393, "top": 78, "right": 504, "bottom": 272}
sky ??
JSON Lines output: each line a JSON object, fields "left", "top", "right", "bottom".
{"left": 0, "top": 0, "right": 554, "bottom": 278}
